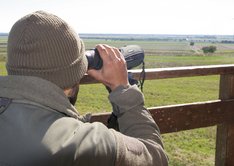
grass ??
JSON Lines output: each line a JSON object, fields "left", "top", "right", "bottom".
{"left": 1, "top": 37, "right": 234, "bottom": 165}
{"left": 144, "top": 76, "right": 219, "bottom": 107}
{"left": 164, "top": 127, "right": 216, "bottom": 166}
{"left": 0, "top": 62, "right": 6, "bottom": 75}
{"left": 0, "top": 36, "right": 7, "bottom": 43}
{"left": 76, "top": 75, "right": 219, "bottom": 112}
{"left": 145, "top": 54, "right": 234, "bottom": 67}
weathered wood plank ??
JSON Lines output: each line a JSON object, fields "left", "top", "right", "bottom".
{"left": 226, "top": 123, "right": 234, "bottom": 166}
{"left": 90, "top": 112, "right": 110, "bottom": 126}
{"left": 215, "top": 74, "right": 234, "bottom": 166}
{"left": 90, "top": 100, "right": 234, "bottom": 134}
{"left": 81, "top": 64, "right": 234, "bottom": 84}
{"left": 216, "top": 124, "right": 228, "bottom": 166}
{"left": 149, "top": 100, "right": 234, "bottom": 134}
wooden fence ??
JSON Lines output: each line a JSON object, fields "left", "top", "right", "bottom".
{"left": 81, "top": 64, "right": 234, "bottom": 166}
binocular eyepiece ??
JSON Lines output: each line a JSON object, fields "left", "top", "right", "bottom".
{"left": 85, "top": 45, "right": 144, "bottom": 70}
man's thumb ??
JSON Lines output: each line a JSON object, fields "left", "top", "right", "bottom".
{"left": 87, "top": 69, "right": 102, "bottom": 82}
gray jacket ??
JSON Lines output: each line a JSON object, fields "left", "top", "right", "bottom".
{"left": 0, "top": 76, "right": 168, "bottom": 166}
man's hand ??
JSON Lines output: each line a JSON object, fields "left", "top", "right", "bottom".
{"left": 87, "top": 44, "right": 129, "bottom": 91}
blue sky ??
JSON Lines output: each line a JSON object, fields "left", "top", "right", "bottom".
{"left": 1, "top": 0, "right": 234, "bottom": 35}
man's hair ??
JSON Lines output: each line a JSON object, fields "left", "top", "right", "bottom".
{"left": 6, "top": 11, "right": 88, "bottom": 89}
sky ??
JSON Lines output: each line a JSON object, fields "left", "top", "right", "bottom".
{"left": 0, "top": 0, "right": 234, "bottom": 35}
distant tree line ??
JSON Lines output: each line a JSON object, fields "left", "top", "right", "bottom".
{"left": 0, "top": 33, "right": 8, "bottom": 36}
{"left": 221, "top": 40, "right": 234, "bottom": 44}
{"left": 81, "top": 37, "right": 186, "bottom": 41}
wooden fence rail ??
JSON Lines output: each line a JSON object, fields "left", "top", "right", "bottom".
{"left": 80, "top": 64, "right": 234, "bottom": 84}
{"left": 90, "top": 99, "right": 234, "bottom": 134}
{"left": 82, "top": 64, "right": 234, "bottom": 166}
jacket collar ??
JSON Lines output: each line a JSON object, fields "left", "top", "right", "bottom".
{"left": 0, "top": 75, "right": 85, "bottom": 120}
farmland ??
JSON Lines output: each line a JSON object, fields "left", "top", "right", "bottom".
{"left": 1, "top": 34, "right": 234, "bottom": 165}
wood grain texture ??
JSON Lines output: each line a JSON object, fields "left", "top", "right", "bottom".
{"left": 81, "top": 64, "right": 234, "bottom": 84}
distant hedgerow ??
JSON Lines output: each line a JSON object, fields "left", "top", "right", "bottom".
{"left": 201, "top": 46, "right": 217, "bottom": 54}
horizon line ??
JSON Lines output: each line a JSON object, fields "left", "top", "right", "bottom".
{"left": 0, "top": 32, "right": 234, "bottom": 37}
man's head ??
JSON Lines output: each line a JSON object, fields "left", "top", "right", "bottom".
{"left": 6, "top": 11, "right": 88, "bottom": 90}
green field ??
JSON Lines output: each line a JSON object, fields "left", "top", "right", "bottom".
{"left": 1, "top": 36, "right": 234, "bottom": 165}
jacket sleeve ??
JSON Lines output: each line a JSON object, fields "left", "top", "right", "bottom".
{"left": 108, "top": 85, "right": 168, "bottom": 166}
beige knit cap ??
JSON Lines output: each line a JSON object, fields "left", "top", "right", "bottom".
{"left": 6, "top": 11, "right": 88, "bottom": 89}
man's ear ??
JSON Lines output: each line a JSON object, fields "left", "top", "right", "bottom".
{"left": 65, "top": 84, "right": 80, "bottom": 105}
{"left": 70, "top": 84, "right": 80, "bottom": 97}
{"left": 64, "top": 84, "right": 80, "bottom": 97}
{"left": 64, "top": 88, "right": 72, "bottom": 96}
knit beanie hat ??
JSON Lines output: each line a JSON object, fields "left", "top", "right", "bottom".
{"left": 6, "top": 11, "right": 88, "bottom": 89}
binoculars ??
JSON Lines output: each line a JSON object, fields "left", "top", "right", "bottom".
{"left": 85, "top": 45, "right": 144, "bottom": 70}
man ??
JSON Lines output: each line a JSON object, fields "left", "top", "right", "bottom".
{"left": 0, "top": 11, "right": 168, "bottom": 166}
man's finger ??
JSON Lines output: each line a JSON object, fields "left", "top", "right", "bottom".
{"left": 103, "top": 45, "right": 121, "bottom": 62}
{"left": 113, "top": 47, "right": 125, "bottom": 62}
{"left": 96, "top": 44, "right": 110, "bottom": 63}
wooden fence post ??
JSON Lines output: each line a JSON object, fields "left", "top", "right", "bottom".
{"left": 215, "top": 74, "right": 234, "bottom": 166}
